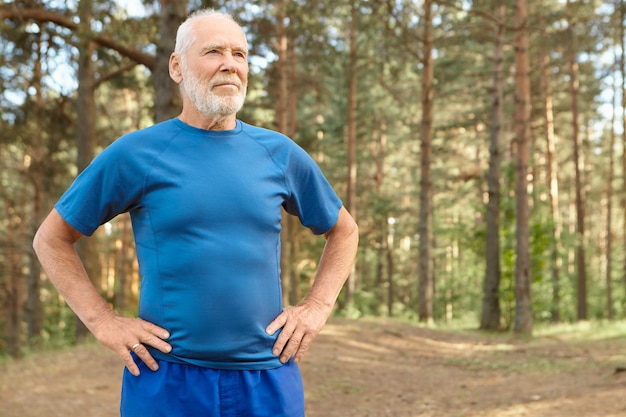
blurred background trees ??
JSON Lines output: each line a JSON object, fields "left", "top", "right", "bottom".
{"left": 1, "top": 0, "right": 624, "bottom": 357}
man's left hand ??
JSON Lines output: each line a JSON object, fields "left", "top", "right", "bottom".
{"left": 265, "top": 299, "right": 330, "bottom": 364}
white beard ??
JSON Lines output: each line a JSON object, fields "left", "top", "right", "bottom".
{"left": 181, "top": 67, "right": 247, "bottom": 117}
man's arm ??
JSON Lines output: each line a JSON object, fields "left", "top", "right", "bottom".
{"left": 33, "top": 208, "right": 171, "bottom": 376}
{"left": 266, "top": 205, "right": 358, "bottom": 363}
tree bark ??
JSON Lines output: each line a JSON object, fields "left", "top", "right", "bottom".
{"left": 273, "top": 1, "right": 302, "bottom": 307}
{"left": 513, "top": 0, "right": 533, "bottom": 335}
{"left": 418, "top": 0, "right": 434, "bottom": 323}
{"left": 74, "top": 0, "right": 100, "bottom": 341}
{"left": 481, "top": 5, "right": 505, "bottom": 331}
{"left": 605, "top": 56, "right": 617, "bottom": 320}
{"left": 540, "top": 51, "right": 562, "bottom": 323}
{"left": 154, "top": 0, "right": 187, "bottom": 121}
{"left": 286, "top": 27, "right": 301, "bottom": 305}
{"left": 620, "top": 0, "right": 626, "bottom": 302}
{"left": 376, "top": 121, "right": 392, "bottom": 316}
{"left": 566, "top": 0, "right": 587, "bottom": 321}
{"left": 344, "top": 0, "right": 359, "bottom": 314}
{"left": 26, "top": 28, "right": 45, "bottom": 345}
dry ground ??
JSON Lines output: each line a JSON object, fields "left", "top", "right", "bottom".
{"left": 1, "top": 317, "right": 625, "bottom": 417}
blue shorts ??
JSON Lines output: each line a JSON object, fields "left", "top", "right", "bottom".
{"left": 120, "top": 356, "right": 305, "bottom": 417}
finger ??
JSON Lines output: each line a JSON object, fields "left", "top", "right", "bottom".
{"left": 133, "top": 319, "right": 172, "bottom": 353}
{"left": 265, "top": 312, "right": 287, "bottom": 336}
{"left": 141, "top": 333, "right": 172, "bottom": 354}
{"left": 272, "top": 320, "right": 296, "bottom": 357}
{"left": 140, "top": 320, "right": 171, "bottom": 340}
{"left": 130, "top": 342, "right": 160, "bottom": 372}
{"left": 119, "top": 348, "right": 141, "bottom": 376}
{"left": 279, "top": 330, "right": 305, "bottom": 364}
{"left": 293, "top": 334, "right": 314, "bottom": 363}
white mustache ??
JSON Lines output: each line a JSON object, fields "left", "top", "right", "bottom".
{"left": 210, "top": 78, "right": 243, "bottom": 88}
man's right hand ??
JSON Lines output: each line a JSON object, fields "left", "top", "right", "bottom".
{"left": 91, "top": 312, "right": 172, "bottom": 376}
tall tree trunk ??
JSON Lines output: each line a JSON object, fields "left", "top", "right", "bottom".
{"left": 344, "top": 1, "right": 358, "bottom": 314}
{"left": 287, "top": 26, "right": 297, "bottom": 138}
{"left": 418, "top": 0, "right": 434, "bottom": 323}
{"left": 513, "top": 0, "right": 533, "bottom": 334}
{"left": 480, "top": 5, "right": 505, "bottom": 331}
{"left": 274, "top": 2, "right": 301, "bottom": 307}
{"left": 371, "top": 118, "right": 390, "bottom": 314}
{"left": 566, "top": 0, "right": 587, "bottom": 321}
{"left": 26, "top": 28, "right": 45, "bottom": 345}
{"left": 620, "top": 0, "right": 626, "bottom": 301}
{"left": 605, "top": 56, "right": 618, "bottom": 320}
{"left": 274, "top": 2, "right": 288, "bottom": 135}
{"left": 275, "top": 0, "right": 290, "bottom": 301}
{"left": 74, "top": 0, "right": 100, "bottom": 341}
{"left": 286, "top": 33, "right": 300, "bottom": 306}
{"left": 76, "top": 1, "right": 96, "bottom": 179}
{"left": 375, "top": 120, "right": 394, "bottom": 316}
{"left": 541, "top": 52, "right": 562, "bottom": 323}
{"left": 154, "top": 0, "right": 187, "bottom": 121}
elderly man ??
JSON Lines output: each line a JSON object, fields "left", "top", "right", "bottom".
{"left": 33, "top": 9, "right": 358, "bottom": 417}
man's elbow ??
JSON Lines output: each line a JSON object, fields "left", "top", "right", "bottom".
{"left": 32, "top": 221, "right": 51, "bottom": 259}
{"left": 32, "top": 210, "right": 82, "bottom": 257}
{"left": 326, "top": 207, "right": 358, "bottom": 242}
{"left": 343, "top": 216, "right": 359, "bottom": 242}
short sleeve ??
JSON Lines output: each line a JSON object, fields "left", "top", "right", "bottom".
{"left": 281, "top": 145, "right": 343, "bottom": 235}
{"left": 54, "top": 136, "right": 145, "bottom": 236}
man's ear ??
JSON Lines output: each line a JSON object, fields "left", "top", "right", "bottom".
{"left": 169, "top": 53, "right": 183, "bottom": 84}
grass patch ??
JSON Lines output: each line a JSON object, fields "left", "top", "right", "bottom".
{"left": 533, "top": 320, "right": 626, "bottom": 342}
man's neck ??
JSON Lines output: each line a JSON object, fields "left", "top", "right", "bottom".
{"left": 177, "top": 110, "right": 237, "bottom": 131}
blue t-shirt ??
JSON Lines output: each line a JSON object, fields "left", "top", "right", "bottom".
{"left": 55, "top": 119, "right": 342, "bottom": 370}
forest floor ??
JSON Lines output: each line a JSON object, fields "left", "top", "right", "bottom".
{"left": 1, "top": 317, "right": 626, "bottom": 417}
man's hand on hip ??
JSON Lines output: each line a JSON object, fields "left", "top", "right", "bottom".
{"left": 265, "top": 299, "right": 331, "bottom": 364}
{"left": 92, "top": 312, "right": 171, "bottom": 376}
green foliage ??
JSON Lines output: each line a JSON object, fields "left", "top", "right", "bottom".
{"left": 40, "top": 297, "right": 78, "bottom": 349}
{"left": 0, "top": 0, "right": 623, "bottom": 357}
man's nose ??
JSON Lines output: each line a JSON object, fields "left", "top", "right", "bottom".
{"left": 220, "top": 53, "right": 237, "bottom": 72}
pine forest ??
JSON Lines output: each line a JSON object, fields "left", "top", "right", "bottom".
{"left": 1, "top": 0, "right": 625, "bottom": 358}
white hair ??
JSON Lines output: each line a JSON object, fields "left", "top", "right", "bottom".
{"left": 174, "top": 9, "right": 240, "bottom": 57}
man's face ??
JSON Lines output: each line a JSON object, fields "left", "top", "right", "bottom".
{"left": 177, "top": 16, "right": 249, "bottom": 117}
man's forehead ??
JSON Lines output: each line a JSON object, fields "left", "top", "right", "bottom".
{"left": 192, "top": 16, "right": 248, "bottom": 49}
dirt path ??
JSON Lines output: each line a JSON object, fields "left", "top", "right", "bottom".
{"left": 1, "top": 318, "right": 625, "bottom": 417}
